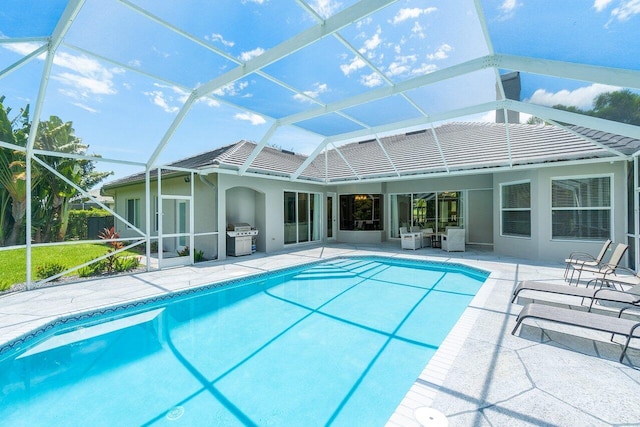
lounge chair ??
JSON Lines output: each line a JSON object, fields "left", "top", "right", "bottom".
{"left": 512, "top": 302, "right": 640, "bottom": 363}
{"left": 512, "top": 280, "right": 640, "bottom": 310}
{"left": 563, "top": 239, "right": 611, "bottom": 280}
{"left": 566, "top": 243, "right": 628, "bottom": 285}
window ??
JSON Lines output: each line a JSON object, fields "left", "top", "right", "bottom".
{"left": 552, "top": 176, "right": 611, "bottom": 240}
{"left": 339, "top": 194, "right": 383, "bottom": 231}
{"left": 501, "top": 182, "right": 531, "bottom": 237}
{"left": 126, "top": 198, "right": 140, "bottom": 228}
{"left": 284, "top": 191, "right": 321, "bottom": 244}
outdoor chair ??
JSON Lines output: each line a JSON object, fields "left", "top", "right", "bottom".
{"left": 512, "top": 302, "right": 640, "bottom": 363}
{"left": 512, "top": 280, "right": 640, "bottom": 312}
{"left": 441, "top": 227, "right": 465, "bottom": 252}
{"left": 400, "top": 227, "right": 421, "bottom": 250}
{"left": 566, "top": 243, "right": 628, "bottom": 285}
{"left": 563, "top": 239, "right": 612, "bottom": 280}
{"left": 421, "top": 227, "right": 434, "bottom": 247}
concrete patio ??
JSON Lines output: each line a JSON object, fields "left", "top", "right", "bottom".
{"left": 1, "top": 243, "right": 639, "bottom": 426}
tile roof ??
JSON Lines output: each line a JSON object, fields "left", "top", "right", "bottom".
{"left": 104, "top": 122, "right": 635, "bottom": 188}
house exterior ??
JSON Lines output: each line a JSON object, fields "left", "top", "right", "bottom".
{"left": 102, "top": 122, "right": 638, "bottom": 267}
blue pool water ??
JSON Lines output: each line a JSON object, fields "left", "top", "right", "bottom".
{"left": 0, "top": 257, "right": 487, "bottom": 426}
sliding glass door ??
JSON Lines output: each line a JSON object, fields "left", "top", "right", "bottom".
{"left": 284, "top": 191, "right": 322, "bottom": 244}
{"left": 390, "top": 191, "right": 463, "bottom": 238}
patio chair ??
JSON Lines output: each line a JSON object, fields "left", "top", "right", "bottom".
{"left": 441, "top": 227, "right": 465, "bottom": 252}
{"left": 421, "top": 227, "right": 434, "bottom": 247}
{"left": 567, "top": 243, "right": 628, "bottom": 285}
{"left": 511, "top": 280, "right": 640, "bottom": 311}
{"left": 563, "top": 239, "right": 612, "bottom": 280}
{"left": 511, "top": 302, "right": 640, "bottom": 363}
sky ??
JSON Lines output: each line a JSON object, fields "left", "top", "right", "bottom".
{"left": 0, "top": 0, "right": 639, "bottom": 182}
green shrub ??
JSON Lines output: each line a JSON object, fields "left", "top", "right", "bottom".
{"left": 113, "top": 256, "right": 139, "bottom": 272}
{"left": 35, "top": 262, "right": 67, "bottom": 280}
{"left": 67, "top": 209, "right": 114, "bottom": 241}
{"left": 0, "top": 280, "right": 12, "bottom": 292}
{"left": 177, "top": 246, "right": 205, "bottom": 262}
{"left": 78, "top": 260, "right": 104, "bottom": 277}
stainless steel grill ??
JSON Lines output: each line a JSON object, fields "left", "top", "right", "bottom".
{"left": 226, "top": 223, "right": 258, "bottom": 256}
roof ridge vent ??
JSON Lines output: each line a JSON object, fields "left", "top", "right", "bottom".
{"left": 281, "top": 149, "right": 295, "bottom": 155}
{"left": 358, "top": 139, "right": 376, "bottom": 144}
{"left": 406, "top": 129, "right": 427, "bottom": 136}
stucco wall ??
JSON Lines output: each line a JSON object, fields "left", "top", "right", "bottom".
{"left": 217, "top": 174, "right": 325, "bottom": 259}
{"left": 493, "top": 161, "right": 628, "bottom": 264}
{"left": 105, "top": 175, "right": 218, "bottom": 260}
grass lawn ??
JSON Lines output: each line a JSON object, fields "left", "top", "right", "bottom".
{"left": 0, "top": 243, "right": 140, "bottom": 287}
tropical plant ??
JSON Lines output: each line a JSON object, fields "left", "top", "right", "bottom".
{"left": 0, "top": 97, "right": 35, "bottom": 246}
{"left": 32, "top": 116, "right": 111, "bottom": 243}
{"left": 35, "top": 262, "right": 67, "bottom": 280}
{"left": 0, "top": 97, "right": 112, "bottom": 246}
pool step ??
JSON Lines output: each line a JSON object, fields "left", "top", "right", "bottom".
{"left": 292, "top": 266, "right": 357, "bottom": 280}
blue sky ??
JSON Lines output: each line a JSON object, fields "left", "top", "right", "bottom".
{"left": 1, "top": 0, "right": 639, "bottom": 182}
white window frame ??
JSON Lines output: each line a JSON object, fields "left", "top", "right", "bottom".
{"left": 550, "top": 174, "right": 613, "bottom": 241}
{"left": 500, "top": 180, "right": 531, "bottom": 239}
{"left": 125, "top": 198, "right": 140, "bottom": 229}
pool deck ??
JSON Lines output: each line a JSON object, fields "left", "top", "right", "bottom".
{"left": 1, "top": 243, "right": 639, "bottom": 426}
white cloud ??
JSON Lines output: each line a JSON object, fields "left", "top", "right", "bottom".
{"left": 363, "top": 29, "right": 382, "bottom": 50}
{"left": 360, "top": 73, "right": 383, "bottom": 88}
{"left": 309, "top": 0, "right": 342, "bottom": 19}
{"left": 143, "top": 83, "right": 220, "bottom": 112}
{"left": 143, "top": 90, "right": 180, "bottom": 113}
{"left": 152, "top": 46, "right": 170, "bottom": 58}
{"left": 357, "top": 17, "right": 372, "bottom": 29}
{"left": 526, "top": 83, "right": 620, "bottom": 109}
{"left": 593, "top": 0, "right": 613, "bottom": 12}
{"left": 411, "top": 63, "right": 437, "bottom": 76}
{"left": 293, "top": 83, "right": 328, "bottom": 102}
{"left": 340, "top": 56, "right": 366, "bottom": 76}
{"left": 497, "top": 0, "right": 520, "bottom": 20}
{"left": 610, "top": 0, "right": 640, "bottom": 21}
{"left": 242, "top": 0, "right": 265, "bottom": 4}
{"left": 239, "top": 47, "right": 265, "bottom": 62}
{"left": 72, "top": 102, "right": 99, "bottom": 113}
{"left": 212, "top": 81, "right": 249, "bottom": 97}
{"left": 385, "top": 55, "right": 417, "bottom": 77}
{"left": 427, "top": 44, "right": 452, "bottom": 61}
{"left": 128, "top": 59, "right": 142, "bottom": 68}
{"left": 391, "top": 7, "right": 437, "bottom": 25}
{"left": 4, "top": 42, "right": 123, "bottom": 106}
{"left": 411, "top": 21, "right": 425, "bottom": 39}
{"left": 235, "top": 112, "right": 266, "bottom": 125}
{"left": 206, "top": 33, "right": 235, "bottom": 48}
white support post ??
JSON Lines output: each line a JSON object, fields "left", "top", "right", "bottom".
{"left": 635, "top": 156, "right": 639, "bottom": 270}
{"left": 157, "top": 167, "right": 163, "bottom": 267}
{"left": 25, "top": 153, "right": 32, "bottom": 290}
{"left": 145, "top": 169, "right": 151, "bottom": 272}
{"left": 190, "top": 172, "right": 195, "bottom": 265}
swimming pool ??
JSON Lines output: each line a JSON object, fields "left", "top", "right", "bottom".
{"left": 0, "top": 256, "right": 487, "bottom": 426}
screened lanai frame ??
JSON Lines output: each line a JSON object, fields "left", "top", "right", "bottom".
{"left": 1, "top": 0, "right": 640, "bottom": 289}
